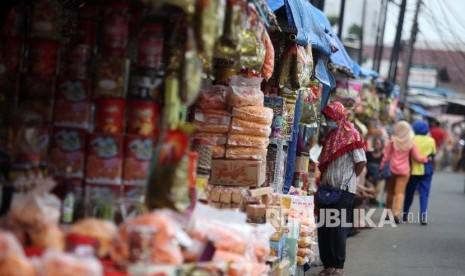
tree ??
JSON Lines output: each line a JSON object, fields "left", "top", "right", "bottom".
{"left": 327, "top": 15, "right": 339, "bottom": 26}
{"left": 348, "top": 23, "right": 363, "bottom": 39}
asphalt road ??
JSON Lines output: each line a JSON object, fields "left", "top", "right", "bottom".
{"left": 311, "top": 172, "right": 465, "bottom": 276}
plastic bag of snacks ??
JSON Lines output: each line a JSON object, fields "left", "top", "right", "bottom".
{"left": 230, "top": 118, "right": 271, "bottom": 138}
{"left": 227, "top": 76, "right": 264, "bottom": 107}
{"left": 10, "top": 174, "right": 61, "bottom": 230}
{"left": 111, "top": 214, "right": 184, "bottom": 266}
{"left": 300, "top": 81, "right": 321, "bottom": 124}
{"left": 232, "top": 106, "right": 273, "bottom": 125}
{"left": 193, "top": 109, "right": 231, "bottom": 126}
{"left": 67, "top": 218, "right": 118, "bottom": 257}
{"left": 239, "top": 4, "right": 266, "bottom": 71}
{"left": 332, "top": 79, "right": 362, "bottom": 107}
{"left": 195, "top": 85, "right": 228, "bottom": 110}
{"left": 0, "top": 231, "right": 36, "bottom": 276}
{"left": 261, "top": 28, "right": 275, "bottom": 81}
{"left": 227, "top": 134, "right": 269, "bottom": 149}
{"left": 226, "top": 147, "right": 267, "bottom": 161}
{"left": 39, "top": 250, "right": 103, "bottom": 276}
{"left": 194, "top": 123, "right": 230, "bottom": 134}
{"left": 212, "top": 145, "right": 226, "bottom": 159}
{"left": 295, "top": 45, "right": 313, "bottom": 88}
{"left": 192, "top": 133, "right": 227, "bottom": 145}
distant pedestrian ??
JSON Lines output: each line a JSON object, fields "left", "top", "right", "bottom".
{"left": 365, "top": 137, "right": 385, "bottom": 206}
{"left": 380, "top": 121, "right": 428, "bottom": 223}
{"left": 403, "top": 121, "right": 436, "bottom": 225}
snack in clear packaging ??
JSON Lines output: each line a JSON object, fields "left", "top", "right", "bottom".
{"left": 10, "top": 175, "right": 61, "bottom": 230}
{"left": 300, "top": 82, "right": 321, "bottom": 124}
{"left": 193, "top": 109, "right": 231, "bottom": 126}
{"left": 194, "top": 123, "right": 229, "bottom": 134}
{"left": 68, "top": 218, "right": 118, "bottom": 257}
{"left": 297, "top": 247, "right": 311, "bottom": 257}
{"left": 297, "top": 255, "right": 309, "bottom": 266}
{"left": 226, "top": 147, "right": 267, "bottom": 161}
{"left": 40, "top": 250, "right": 103, "bottom": 276}
{"left": 230, "top": 117, "right": 271, "bottom": 138}
{"left": 295, "top": 45, "right": 313, "bottom": 88}
{"left": 193, "top": 133, "right": 227, "bottom": 145}
{"left": 261, "top": 29, "right": 275, "bottom": 80}
{"left": 110, "top": 213, "right": 185, "bottom": 266}
{"left": 227, "top": 134, "right": 269, "bottom": 149}
{"left": 29, "top": 224, "right": 65, "bottom": 252}
{"left": 227, "top": 76, "right": 264, "bottom": 107}
{"left": 232, "top": 106, "right": 273, "bottom": 125}
{"left": 212, "top": 145, "right": 226, "bottom": 159}
{"left": 332, "top": 79, "right": 362, "bottom": 107}
{"left": 195, "top": 85, "right": 228, "bottom": 110}
{"left": 239, "top": 4, "right": 266, "bottom": 71}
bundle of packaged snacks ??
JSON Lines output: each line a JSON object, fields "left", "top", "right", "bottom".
{"left": 207, "top": 185, "right": 248, "bottom": 209}
{"left": 232, "top": 106, "right": 273, "bottom": 125}
{"left": 227, "top": 134, "right": 269, "bottom": 149}
{"left": 212, "top": 145, "right": 226, "bottom": 159}
{"left": 225, "top": 147, "right": 267, "bottom": 161}
{"left": 227, "top": 76, "right": 264, "bottom": 107}
{"left": 229, "top": 118, "right": 271, "bottom": 138}
{"left": 264, "top": 96, "right": 285, "bottom": 139}
{"left": 289, "top": 195, "right": 316, "bottom": 266}
{"left": 193, "top": 109, "right": 231, "bottom": 134}
{"left": 195, "top": 85, "right": 228, "bottom": 110}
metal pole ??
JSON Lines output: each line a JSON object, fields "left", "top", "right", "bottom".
{"left": 373, "top": 0, "right": 388, "bottom": 72}
{"left": 388, "top": 0, "right": 407, "bottom": 81}
{"left": 337, "top": 0, "right": 346, "bottom": 39}
{"left": 399, "top": 0, "right": 422, "bottom": 104}
{"left": 359, "top": 0, "right": 367, "bottom": 64}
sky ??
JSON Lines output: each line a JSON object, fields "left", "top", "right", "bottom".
{"left": 324, "top": 0, "right": 465, "bottom": 50}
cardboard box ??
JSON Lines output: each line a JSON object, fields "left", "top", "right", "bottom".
{"left": 210, "top": 160, "right": 266, "bottom": 187}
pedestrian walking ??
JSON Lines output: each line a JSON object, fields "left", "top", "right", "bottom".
{"left": 380, "top": 121, "right": 428, "bottom": 224}
{"left": 365, "top": 137, "right": 385, "bottom": 206}
{"left": 403, "top": 121, "right": 436, "bottom": 225}
{"left": 317, "top": 102, "right": 366, "bottom": 276}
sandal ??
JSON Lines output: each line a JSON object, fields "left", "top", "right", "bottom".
{"left": 331, "top": 269, "right": 345, "bottom": 276}
{"left": 317, "top": 268, "right": 335, "bottom": 276}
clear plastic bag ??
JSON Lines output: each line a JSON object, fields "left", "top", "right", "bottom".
{"left": 226, "top": 147, "right": 267, "bottom": 161}
{"left": 261, "top": 29, "right": 275, "bottom": 81}
{"left": 39, "top": 250, "right": 103, "bottom": 276}
{"left": 193, "top": 133, "right": 227, "bottom": 145}
{"left": 227, "top": 76, "right": 264, "bottom": 107}
{"left": 212, "top": 145, "right": 226, "bottom": 159}
{"left": 10, "top": 175, "right": 61, "bottom": 230}
{"left": 193, "top": 109, "right": 231, "bottom": 125}
{"left": 230, "top": 118, "right": 271, "bottom": 138}
{"left": 232, "top": 106, "right": 273, "bottom": 125}
{"left": 227, "top": 134, "right": 269, "bottom": 149}
{"left": 195, "top": 85, "right": 228, "bottom": 110}
{"left": 194, "top": 123, "right": 229, "bottom": 134}
{"left": 0, "top": 232, "right": 35, "bottom": 276}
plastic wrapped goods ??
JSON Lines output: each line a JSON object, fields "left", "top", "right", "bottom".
{"left": 230, "top": 118, "right": 271, "bottom": 138}
{"left": 227, "top": 134, "right": 269, "bottom": 149}
{"left": 226, "top": 147, "right": 267, "bottom": 161}
{"left": 232, "top": 106, "right": 273, "bottom": 125}
{"left": 195, "top": 85, "right": 228, "bottom": 110}
{"left": 227, "top": 76, "right": 264, "bottom": 107}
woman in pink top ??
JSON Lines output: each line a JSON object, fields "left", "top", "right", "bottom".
{"left": 380, "top": 121, "right": 428, "bottom": 223}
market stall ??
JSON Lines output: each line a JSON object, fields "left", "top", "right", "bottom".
{"left": 0, "top": 0, "right": 385, "bottom": 275}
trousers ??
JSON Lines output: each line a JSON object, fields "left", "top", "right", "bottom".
{"left": 317, "top": 191, "right": 355, "bottom": 269}
{"left": 403, "top": 174, "right": 433, "bottom": 219}
{"left": 386, "top": 174, "right": 410, "bottom": 217}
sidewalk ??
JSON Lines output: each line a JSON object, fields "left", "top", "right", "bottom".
{"left": 310, "top": 172, "right": 465, "bottom": 276}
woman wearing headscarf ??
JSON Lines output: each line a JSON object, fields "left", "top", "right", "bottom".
{"left": 403, "top": 121, "right": 436, "bottom": 225}
{"left": 380, "top": 121, "right": 428, "bottom": 223}
{"left": 317, "top": 102, "right": 366, "bottom": 276}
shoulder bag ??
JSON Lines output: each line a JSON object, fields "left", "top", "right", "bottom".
{"left": 317, "top": 153, "right": 355, "bottom": 205}
{"left": 380, "top": 141, "right": 394, "bottom": 179}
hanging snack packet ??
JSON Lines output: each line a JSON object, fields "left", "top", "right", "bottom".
{"left": 227, "top": 75, "right": 264, "bottom": 107}
{"left": 239, "top": 4, "right": 266, "bottom": 72}
{"left": 261, "top": 29, "right": 275, "bottom": 80}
